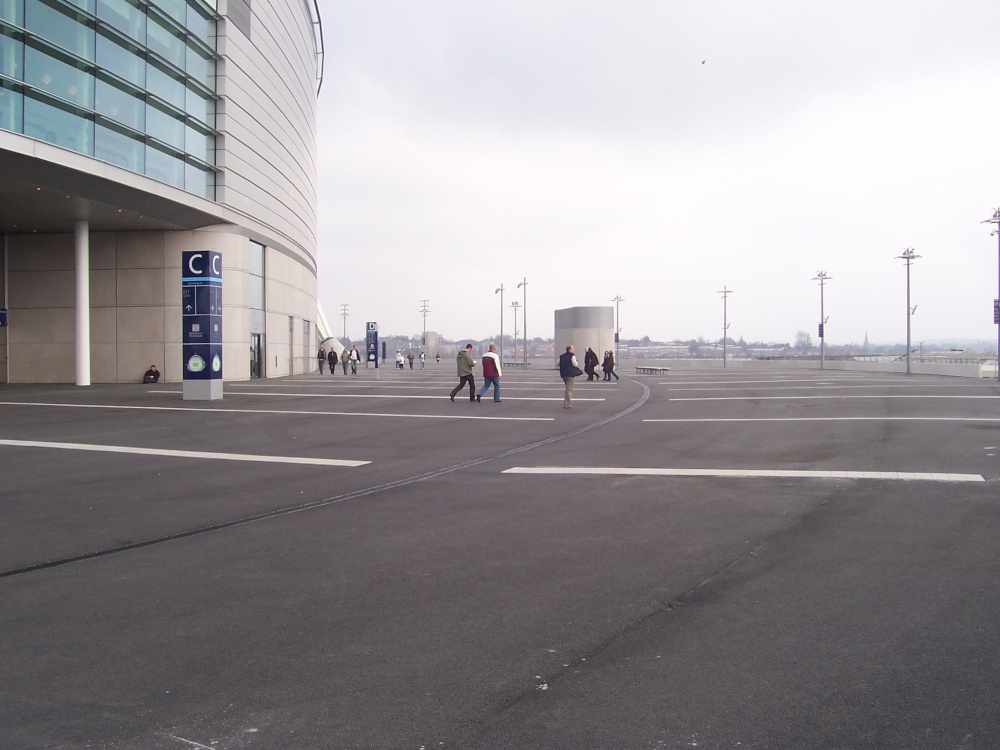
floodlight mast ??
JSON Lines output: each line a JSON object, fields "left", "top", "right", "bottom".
{"left": 495, "top": 284, "right": 504, "bottom": 361}
{"left": 982, "top": 209, "right": 1000, "bottom": 381}
{"left": 611, "top": 295, "right": 624, "bottom": 362}
{"left": 517, "top": 277, "right": 528, "bottom": 366}
{"left": 895, "top": 249, "right": 920, "bottom": 376}
{"left": 812, "top": 272, "right": 831, "bottom": 370}
{"left": 716, "top": 287, "right": 733, "bottom": 367}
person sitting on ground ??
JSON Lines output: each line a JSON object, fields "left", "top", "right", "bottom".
{"left": 143, "top": 364, "right": 160, "bottom": 383}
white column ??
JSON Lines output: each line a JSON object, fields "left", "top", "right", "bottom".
{"left": 75, "top": 220, "right": 91, "bottom": 386}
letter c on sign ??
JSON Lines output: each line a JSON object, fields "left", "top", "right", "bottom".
{"left": 187, "top": 253, "right": 204, "bottom": 275}
{"left": 211, "top": 254, "right": 221, "bottom": 276}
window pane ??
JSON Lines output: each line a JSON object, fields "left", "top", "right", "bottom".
{"left": 248, "top": 274, "right": 263, "bottom": 309}
{"left": 24, "top": 92, "right": 93, "bottom": 152}
{"left": 146, "top": 100, "right": 183, "bottom": 148}
{"left": 0, "top": 0, "right": 23, "bottom": 25}
{"left": 146, "top": 142, "right": 184, "bottom": 187}
{"left": 185, "top": 85, "right": 213, "bottom": 126}
{"left": 184, "top": 159, "right": 212, "bottom": 198}
{"left": 0, "top": 79, "right": 23, "bottom": 132}
{"left": 96, "top": 30, "right": 144, "bottom": 87}
{"left": 146, "top": 14, "right": 183, "bottom": 68}
{"left": 248, "top": 241, "right": 264, "bottom": 277}
{"left": 147, "top": 62, "right": 184, "bottom": 108}
{"left": 96, "top": 0, "right": 144, "bottom": 43}
{"left": 186, "top": 4, "right": 214, "bottom": 41}
{"left": 157, "top": 0, "right": 183, "bottom": 26}
{"left": 1, "top": 25, "right": 23, "bottom": 80}
{"left": 24, "top": 0, "right": 95, "bottom": 61}
{"left": 95, "top": 76, "right": 142, "bottom": 128}
{"left": 24, "top": 45, "right": 94, "bottom": 107}
{"left": 185, "top": 42, "right": 212, "bottom": 87}
{"left": 184, "top": 119, "right": 211, "bottom": 161}
{"left": 63, "top": 0, "right": 94, "bottom": 14}
{"left": 95, "top": 120, "right": 143, "bottom": 170}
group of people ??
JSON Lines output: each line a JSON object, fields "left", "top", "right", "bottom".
{"left": 449, "top": 343, "right": 502, "bottom": 403}
{"left": 395, "top": 350, "right": 427, "bottom": 369}
{"left": 582, "top": 347, "right": 619, "bottom": 381}
{"left": 318, "top": 344, "right": 362, "bottom": 375}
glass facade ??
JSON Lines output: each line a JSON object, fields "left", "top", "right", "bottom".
{"left": 0, "top": 0, "right": 217, "bottom": 199}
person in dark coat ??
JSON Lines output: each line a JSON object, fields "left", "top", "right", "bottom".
{"left": 584, "top": 347, "right": 599, "bottom": 381}
{"left": 327, "top": 347, "right": 337, "bottom": 376}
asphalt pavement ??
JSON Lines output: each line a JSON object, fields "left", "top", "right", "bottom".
{"left": 1, "top": 362, "right": 999, "bottom": 749}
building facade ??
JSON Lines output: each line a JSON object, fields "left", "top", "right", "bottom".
{"left": 0, "top": 0, "right": 323, "bottom": 382}
{"left": 554, "top": 306, "right": 614, "bottom": 367}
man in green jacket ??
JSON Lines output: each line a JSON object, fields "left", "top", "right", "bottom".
{"left": 450, "top": 344, "right": 477, "bottom": 402}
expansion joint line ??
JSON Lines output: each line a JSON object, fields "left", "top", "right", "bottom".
{"left": 0, "top": 380, "right": 651, "bottom": 579}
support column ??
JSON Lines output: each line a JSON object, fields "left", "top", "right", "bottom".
{"left": 75, "top": 220, "right": 90, "bottom": 386}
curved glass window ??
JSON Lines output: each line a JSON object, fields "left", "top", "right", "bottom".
{"left": 25, "top": 0, "right": 94, "bottom": 61}
{"left": 95, "top": 74, "right": 142, "bottom": 128}
{"left": 24, "top": 43, "right": 94, "bottom": 107}
{"left": 2, "top": 0, "right": 218, "bottom": 198}
{"left": 97, "top": 0, "right": 144, "bottom": 43}
{"left": 0, "top": 79, "right": 23, "bottom": 131}
{"left": 1, "top": 24, "right": 24, "bottom": 78}
{"left": 95, "top": 117, "right": 142, "bottom": 170}
{"left": 96, "top": 28, "right": 144, "bottom": 86}
{"left": 24, "top": 89, "right": 93, "bottom": 151}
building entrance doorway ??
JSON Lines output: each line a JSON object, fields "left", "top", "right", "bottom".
{"left": 250, "top": 334, "right": 264, "bottom": 378}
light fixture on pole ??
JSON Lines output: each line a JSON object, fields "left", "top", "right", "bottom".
{"left": 517, "top": 277, "right": 528, "bottom": 367}
{"left": 895, "top": 248, "right": 920, "bottom": 375}
{"left": 510, "top": 300, "right": 520, "bottom": 361}
{"left": 340, "top": 303, "right": 350, "bottom": 341}
{"left": 495, "top": 284, "right": 505, "bottom": 361}
{"left": 419, "top": 299, "right": 430, "bottom": 346}
{"left": 716, "top": 286, "right": 733, "bottom": 367}
{"left": 812, "top": 271, "right": 831, "bottom": 370}
{"left": 611, "top": 295, "right": 624, "bottom": 362}
{"left": 981, "top": 209, "right": 1000, "bottom": 381}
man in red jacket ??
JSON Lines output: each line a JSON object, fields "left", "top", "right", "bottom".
{"left": 476, "top": 343, "right": 502, "bottom": 403}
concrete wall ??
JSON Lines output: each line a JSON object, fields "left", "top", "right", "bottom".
{"left": 3, "top": 227, "right": 317, "bottom": 383}
{"left": 554, "top": 307, "right": 615, "bottom": 366}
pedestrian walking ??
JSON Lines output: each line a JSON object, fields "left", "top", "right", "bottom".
{"left": 327, "top": 347, "right": 337, "bottom": 376}
{"left": 341, "top": 347, "right": 350, "bottom": 374}
{"left": 559, "top": 344, "right": 583, "bottom": 408}
{"left": 420, "top": 351, "right": 426, "bottom": 369}
{"left": 407, "top": 352, "right": 415, "bottom": 369}
{"left": 349, "top": 345, "right": 361, "bottom": 374}
{"left": 584, "top": 347, "right": 599, "bottom": 381}
{"left": 449, "top": 344, "right": 477, "bottom": 402}
{"left": 317, "top": 345, "right": 326, "bottom": 374}
{"left": 607, "top": 349, "right": 620, "bottom": 381}
{"left": 476, "top": 343, "right": 502, "bottom": 403}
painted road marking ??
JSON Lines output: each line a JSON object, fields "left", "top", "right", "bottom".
{"left": 194, "top": 390, "right": 605, "bottom": 402}
{"left": 668, "top": 394, "right": 1000, "bottom": 402}
{"left": 0, "top": 401, "right": 554, "bottom": 422}
{"left": 664, "top": 383, "right": 988, "bottom": 392}
{"left": 644, "top": 417, "right": 1000, "bottom": 423}
{"left": 502, "top": 466, "right": 985, "bottom": 483}
{"left": 0, "top": 439, "right": 370, "bottom": 466}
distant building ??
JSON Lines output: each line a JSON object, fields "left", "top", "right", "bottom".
{"left": 0, "top": 0, "right": 323, "bottom": 383}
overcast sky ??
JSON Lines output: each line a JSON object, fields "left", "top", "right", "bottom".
{"left": 315, "top": 1, "right": 1000, "bottom": 347}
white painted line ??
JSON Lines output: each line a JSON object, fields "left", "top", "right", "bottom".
{"left": 0, "top": 438, "right": 370, "bottom": 466}
{"left": 644, "top": 417, "right": 1000, "bottom": 423}
{"left": 0, "top": 401, "right": 554, "bottom": 422}
{"left": 208, "top": 390, "right": 606, "bottom": 402}
{"left": 663, "top": 383, "right": 987, "bottom": 392}
{"left": 668, "top": 394, "right": 1000, "bottom": 402}
{"left": 502, "top": 466, "right": 986, "bottom": 483}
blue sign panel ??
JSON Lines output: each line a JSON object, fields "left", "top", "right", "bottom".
{"left": 0, "top": 308, "right": 6, "bottom": 327}
{"left": 366, "top": 321, "right": 379, "bottom": 367}
{"left": 182, "top": 251, "right": 222, "bottom": 382}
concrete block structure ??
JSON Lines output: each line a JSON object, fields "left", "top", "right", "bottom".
{"left": 0, "top": 0, "right": 324, "bottom": 383}
{"left": 554, "top": 306, "right": 615, "bottom": 366}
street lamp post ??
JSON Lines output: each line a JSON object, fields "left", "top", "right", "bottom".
{"left": 812, "top": 271, "right": 831, "bottom": 370}
{"left": 717, "top": 286, "right": 733, "bottom": 367}
{"left": 982, "top": 209, "right": 1000, "bottom": 381}
{"left": 419, "top": 300, "right": 430, "bottom": 346}
{"left": 340, "top": 303, "right": 350, "bottom": 341}
{"left": 611, "top": 295, "right": 624, "bottom": 362}
{"left": 495, "top": 284, "right": 504, "bottom": 361}
{"left": 517, "top": 277, "right": 528, "bottom": 367}
{"left": 510, "top": 300, "right": 520, "bottom": 361}
{"left": 895, "top": 248, "right": 920, "bottom": 376}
